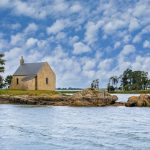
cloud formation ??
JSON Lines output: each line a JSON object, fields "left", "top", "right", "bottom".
{"left": 0, "top": 0, "right": 150, "bottom": 88}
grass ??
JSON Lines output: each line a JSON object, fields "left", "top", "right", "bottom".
{"left": 109, "top": 90, "right": 150, "bottom": 94}
{"left": 0, "top": 89, "right": 59, "bottom": 96}
{"left": 1, "top": 89, "right": 149, "bottom": 96}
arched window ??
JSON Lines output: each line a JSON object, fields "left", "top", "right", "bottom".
{"left": 17, "top": 78, "right": 19, "bottom": 84}
{"left": 46, "top": 78, "right": 48, "bottom": 84}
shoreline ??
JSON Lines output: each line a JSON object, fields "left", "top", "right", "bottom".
{"left": 0, "top": 89, "right": 149, "bottom": 107}
{"left": 0, "top": 94, "right": 124, "bottom": 107}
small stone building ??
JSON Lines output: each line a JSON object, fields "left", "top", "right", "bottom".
{"left": 10, "top": 56, "right": 56, "bottom": 90}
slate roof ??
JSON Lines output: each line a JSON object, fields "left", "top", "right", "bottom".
{"left": 14, "top": 62, "right": 45, "bottom": 76}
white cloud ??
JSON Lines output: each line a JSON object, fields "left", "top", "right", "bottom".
{"left": 143, "top": 40, "right": 150, "bottom": 48}
{"left": 120, "top": 44, "right": 136, "bottom": 56}
{"left": 52, "top": 0, "right": 69, "bottom": 12}
{"left": 69, "top": 36, "right": 79, "bottom": 45}
{"left": 5, "top": 47, "right": 23, "bottom": 60}
{"left": 70, "top": 3, "right": 82, "bottom": 13}
{"left": 104, "top": 19, "right": 126, "bottom": 34}
{"left": 131, "top": 56, "right": 150, "bottom": 76}
{"left": 84, "top": 21, "right": 103, "bottom": 45}
{"left": 0, "top": 0, "right": 10, "bottom": 7}
{"left": 83, "top": 60, "right": 95, "bottom": 70}
{"left": 129, "top": 17, "right": 140, "bottom": 32}
{"left": 10, "top": 34, "right": 23, "bottom": 46}
{"left": 114, "top": 41, "right": 121, "bottom": 49}
{"left": 132, "top": 34, "right": 141, "bottom": 43}
{"left": 73, "top": 42, "right": 91, "bottom": 54}
{"left": 24, "top": 23, "right": 38, "bottom": 33}
{"left": 12, "top": 1, "right": 48, "bottom": 19}
{"left": 98, "top": 59, "right": 113, "bottom": 71}
{"left": 133, "top": 25, "right": 150, "bottom": 43}
{"left": 1, "top": 0, "right": 150, "bottom": 88}
{"left": 47, "top": 19, "right": 70, "bottom": 34}
{"left": 55, "top": 32, "right": 66, "bottom": 40}
{"left": 26, "top": 38, "right": 38, "bottom": 47}
{"left": 123, "top": 35, "right": 131, "bottom": 44}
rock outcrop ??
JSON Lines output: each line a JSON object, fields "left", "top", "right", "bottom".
{"left": 126, "top": 94, "right": 150, "bottom": 107}
{"left": 0, "top": 89, "right": 119, "bottom": 106}
{"left": 69, "top": 88, "right": 118, "bottom": 106}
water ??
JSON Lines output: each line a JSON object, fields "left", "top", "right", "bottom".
{"left": 112, "top": 94, "right": 140, "bottom": 102}
{"left": 0, "top": 94, "right": 150, "bottom": 150}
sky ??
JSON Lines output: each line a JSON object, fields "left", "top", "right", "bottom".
{"left": 0, "top": 0, "right": 150, "bottom": 88}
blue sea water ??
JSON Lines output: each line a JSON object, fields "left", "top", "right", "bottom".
{"left": 0, "top": 95, "right": 150, "bottom": 150}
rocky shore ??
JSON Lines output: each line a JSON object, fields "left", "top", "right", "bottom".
{"left": 0, "top": 89, "right": 120, "bottom": 106}
{"left": 0, "top": 89, "right": 149, "bottom": 107}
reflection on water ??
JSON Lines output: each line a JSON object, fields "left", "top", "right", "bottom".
{"left": 0, "top": 94, "right": 149, "bottom": 150}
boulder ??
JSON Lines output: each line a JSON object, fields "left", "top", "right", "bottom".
{"left": 126, "top": 94, "right": 150, "bottom": 107}
{"left": 69, "top": 88, "right": 118, "bottom": 106}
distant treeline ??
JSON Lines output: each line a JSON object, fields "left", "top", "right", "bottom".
{"left": 57, "top": 87, "right": 82, "bottom": 90}
{"left": 108, "top": 68, "right": 150, "bottom": 92}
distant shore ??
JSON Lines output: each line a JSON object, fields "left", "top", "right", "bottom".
{"left": 109, "top": 90, "right": 150, "bottom": 94}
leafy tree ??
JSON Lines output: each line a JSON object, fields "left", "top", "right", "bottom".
{"left": 121, "top": 68, "right": 149, "bottom": 91}
{"left": 108, "top": 76, "right": 118, "bottom": 91}
{"left": 111, "top": 76, "right": 118, "bottom": 88}
{"left": 0, "top": 53, "right": 5, "bottom": 73}
{"left": 91, "top": 79, "right": 99, "bottom": 90}
{"left": 107, "top": 84, "right": 115, "bottom": 92}
{"left": 0, "top": 76, "right": 4, "bottom": 89}
{"left": 121, "top": 68, "right": 132, "bottom": 90}
{"left": 4, "top": 75, "right": 12, "bottom": 88}
{"left": 108, "top": 68, "right": 149, "bottom": 91}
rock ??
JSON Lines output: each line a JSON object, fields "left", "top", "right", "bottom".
{"left": 69, "top": 88, "right": 118, "bottom": 106}
{"left": 112, "top": 102, "right": 125, "bottom": 106}
{"left": 126, "top": 94, "right": 150, "bottom": 107}
{"left": 0, "top": 89, "right": 119, "bottom": 106}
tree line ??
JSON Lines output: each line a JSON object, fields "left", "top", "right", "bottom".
{"left": 0, "top": 54, "right": 12, "bottom": 89}
{"left": 108, "top": 68, "right": 150, "bottom": 91}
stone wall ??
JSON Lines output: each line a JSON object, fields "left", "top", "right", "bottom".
{"left": 37, "top": 62, "right": 56, "bottom": 90}
{"left": 26, "top": 78, "right": 36, "bottom": 90}
{"left": 10, "top": 76, "right": 28, "bottom": 90}
{"left": 10, "top": 76, "right": 36, "bottom": 90}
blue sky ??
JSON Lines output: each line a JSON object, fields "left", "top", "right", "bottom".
{"left": 0, "top": 0, "right": 150, "bottom": 88}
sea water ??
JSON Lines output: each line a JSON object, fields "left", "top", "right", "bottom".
{"left": 0, "top": 94, "right": 149, "bottom": 150}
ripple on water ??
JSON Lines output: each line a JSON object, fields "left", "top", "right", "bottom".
{"left": 0, "top": 104, "right": 150, "bottom": 150}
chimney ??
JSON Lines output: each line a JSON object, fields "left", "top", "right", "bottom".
{"left": 20, "top": 56, "right": 24, "bottom": 65}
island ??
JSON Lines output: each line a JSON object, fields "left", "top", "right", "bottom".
{"left": 0, "top": 88, "right": 125, "bottom": 106}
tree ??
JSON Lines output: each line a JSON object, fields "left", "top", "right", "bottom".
{"left": 108, "top": 68, "right": 149, "bottom": 91}
{"left": 120, "top": 68, "right": 149, "bottom": 91}
{"left": 108, "top": 76, "right": 118, "bottom": 91}
{"left": 0, "top": 76, "right": 4, "bottom": 89}
{"left": 121, "top": 68, "right": 132, "bottom": 90}
{"left": 4, "top": 75, "right": 12, "bottom": 88}
{"left": 0, "top": 53, "right": 5, "bottom": 73}
{"left": 111, "top": 76, "right": 118, "bottom": 88}
{"left": 91, "top": 79, "right": 99, "bottom": 90}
